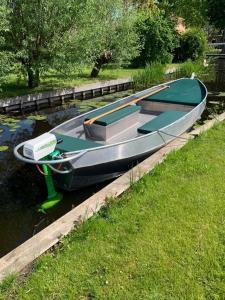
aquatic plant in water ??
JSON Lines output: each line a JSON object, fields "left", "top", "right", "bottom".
{"left": 27, "top": 114, "right": 47, "bottom": 121}
{"left": 0, "top": 146, "right": 9, "bottom": 152}
{"left": 0, "top": 115, "right": 21, "bottom": 131}
{"left": 69, "top": 99, "right": 109, "bottom": 113}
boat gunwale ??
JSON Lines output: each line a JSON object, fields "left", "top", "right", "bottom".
{"left": 50, "top": 78, "right": 208, "bottom": 155}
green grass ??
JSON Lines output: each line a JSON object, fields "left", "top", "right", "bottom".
{"left": 176, "top": 60, "right": 205, "bottom": 77}
{"left": 0, "top": 63, "right": 183, "bottom": 99}
{"left": 132, "top": 61, "right": 214, "bottom": 91}
{"left": 1, "top": 122, "right": 225, "bottom": 299}
{"left": 174, "top": 60, "right": 216, "bottom": 83}
{"left": 133, "top": 63, "right": 166, "bottom": 90}
{"left": 0, "top": 67, "right": 139, "bottom": 99}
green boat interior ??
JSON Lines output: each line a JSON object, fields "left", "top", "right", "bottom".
{"left": 55, "top": 134, "right": 101, "bottom": 153}
{"left": 145, "top": 79, "right": 206, "bottom": 106}
{"left": 53, "top": 79, "right": 205, "bottom": 150}
{"left": 137, "top": 110, "right": 187, "bottom": 134}
{"left": 85, "top": 105, "right": 140, "bottom": 126}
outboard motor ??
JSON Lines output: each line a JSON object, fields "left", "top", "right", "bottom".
{"left": 22, "top": 133, "right": 62, "bottom": 212}
{"left": 23, "top": 133, "right": 57, "bottom": 160}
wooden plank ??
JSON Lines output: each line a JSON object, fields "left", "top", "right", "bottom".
{"left": 0, "top": 112, "right": 225, "bottom": 281}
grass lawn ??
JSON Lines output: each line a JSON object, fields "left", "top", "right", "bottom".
{"left": 0, "top": 63, "right": 181, "bottom": 99}
{"left": 1, "top": 122, "right": 225, "bottom": 299}
{"left": 0, "top": 67, "right": 140, "bottom": 99}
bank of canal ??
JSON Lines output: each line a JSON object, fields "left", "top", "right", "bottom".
{"left": 0, "top": 90, "right": 133, "bottom": 258}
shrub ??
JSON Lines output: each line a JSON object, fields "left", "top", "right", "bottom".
{"left": 175, "top": 28, "right": 207, "bottom": 62}
{"left": 133, "top": 63, "right": 166, "bottom": 90}
{"left": 175, "top": 60, "right": 204, "bottom": 78}
{"left": 132, "top": 12, "right": 178, "bottom": 67}
{"left": 174, "top": 60, "right": 216, "bottom": 81}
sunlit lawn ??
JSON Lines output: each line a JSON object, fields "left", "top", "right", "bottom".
{"left": 0, "top": 67, "right": 140, "bottom": 99}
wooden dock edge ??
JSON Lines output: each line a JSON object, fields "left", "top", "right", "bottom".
{"left": 0, "top": 112, "right": 225, "bottom": 282}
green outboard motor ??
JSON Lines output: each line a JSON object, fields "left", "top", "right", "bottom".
{"left": 39, "top": 162, "right": 63, "bottom": 213}
{"left": 22, "top": 133, "right": 63, "bottom": 212}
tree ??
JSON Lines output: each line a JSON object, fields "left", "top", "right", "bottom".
{"left": 124, "top": 0, "right": 156, "bottom": 9}
{"left": 60, "top": 0, "right": 140, "bottom": 78}
{"left": 0, "top": 1, "right": 13, "bottom": 82}
{"left": 208, "top": 0, "right": 225, "bottom": 32}
{"left": 174, "top": 28, "right": 207, "bottom": 62}
{"left": 0, "top": 0, "right": 140, "bottom": 85}
{"left": 158, "top": 0, "right": 207, "bottom": 27}
{"left": 0, "top": 0, "right": 80, "bottom": 88}
{"left": 91, "top": 0, "right": 140, "bottom": 77}
{"left": 132, "top": 11, "right": 178, "bottom": 67}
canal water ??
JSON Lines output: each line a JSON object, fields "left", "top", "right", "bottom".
{"left": 0, "top": 90, "right": 133, "bottom": 258}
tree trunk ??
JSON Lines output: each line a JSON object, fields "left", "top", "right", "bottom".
{"left": 27, "top": 67, "right": 40, "bottom": 88}
{"left": 91, "top": 61, "right": 103, "bottom": 78}
{"left": 91, "top": 51, "right": 113, "bottom": 78}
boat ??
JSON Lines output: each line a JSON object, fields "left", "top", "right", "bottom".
{"left": 14, "top": 77, "right": 207, "bottom": 191}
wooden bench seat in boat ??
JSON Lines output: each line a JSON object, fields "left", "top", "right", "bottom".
{"left": 55, "top": 134, "right": 101, "bottom": 152}
{"left": 140, "top": 79, "right": 206, "bottom": 113}
{"left": 137, "top": 110, "right": 187, "bottom": 134}
{"left": 84, "top": 105, "right": 141, "bottom": 141}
